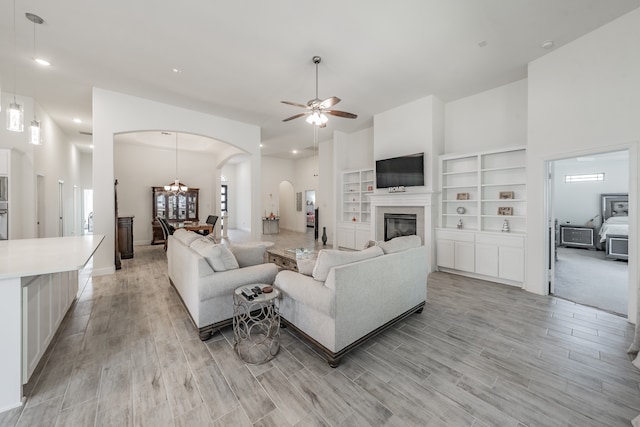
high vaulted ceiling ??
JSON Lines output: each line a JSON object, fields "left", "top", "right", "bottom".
{"left": 1, "top": 1, "right": 638, "bottom": 158}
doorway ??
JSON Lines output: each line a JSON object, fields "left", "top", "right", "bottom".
{"left": 305, "top": 190, "right": 316, "bottom": 229}
{"left": 547, "top": 150, "right": 629, "bottom": 315}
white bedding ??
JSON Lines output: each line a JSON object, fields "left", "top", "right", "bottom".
{"left": 599, "top": 216, "right": 629, "bottom": 242}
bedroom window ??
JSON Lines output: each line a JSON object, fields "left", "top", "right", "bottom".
{"left": 564, "top": 173, "right": 604, "bottom": 183}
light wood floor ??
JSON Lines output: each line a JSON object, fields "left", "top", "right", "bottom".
{"left": 2, "top": 232, "right": 640, "bottom": 426}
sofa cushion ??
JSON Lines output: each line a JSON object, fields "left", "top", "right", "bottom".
{"left": 312, "top": 246, "right": 383, "bottom": 282}
{"left": 190, "top": 239, "right": 239, "bottom": 272}
{"left": 297, "top": 258, "right": 316, "bottom": 276}
{"left": 173, "top": 229, "right": 201, "bottom": 246}
{"left": 377, "top": 235, "right": 422, "bottom": 254}
{"left": 229, "top": 243, "right": 267, "bottom": 268}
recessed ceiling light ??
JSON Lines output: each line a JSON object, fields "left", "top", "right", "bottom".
{"left": 34, "top": 58, "right": 51, "bottom": 66}
{"left": 541, "top": 40, "right": 554, "bottom": 50}
{"left": 292, "top": 150, "right": 298, "bottom": 154}
{"left": 73, "top": 118, "right": 82, "bottom": 124}
{"left": 259, "top": 143, "right": 263, "bottom": 148}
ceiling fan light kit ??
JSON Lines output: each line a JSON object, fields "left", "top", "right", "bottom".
{"left": 282, "top": 56, "right": 357, "bottom": 127}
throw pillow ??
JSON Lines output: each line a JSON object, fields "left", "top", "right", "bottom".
{"left": 296, "top": 258, "right": 316, "bottom": 276}
{"left": 377, "top": 235, "right": 422, "bottom": 254}
{"left": 173, "top": 228, "right": 201, "bottom": 246}
{"left": 312, "top": 246, "right": 383, "bottom": 282}
{"left": 190, "top": 240, "right": 239, "bottom": 272}
{"left": 363, "top": 240, "right": 378, "bottom": 249}
{"left": 229, "top": 244, "right": 266, "bottom": 268}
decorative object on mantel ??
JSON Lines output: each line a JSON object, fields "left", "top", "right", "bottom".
{"left": 456, "top": 206, "right": 466, "bottom": 214}
{"left": 388, "top": 186, "right": 406, "bottom": 193}
{"left": 502, "top": 219, "right": 510, "bottom": 232}
{"left": 352, "top": 216, "right": 357, "bottom": 222}
{"left": 456, "top": 192, "right": 470, "bottom": 200}
{"left": 457, "top": 219, "right": 463, "bottom": 229}
{"left": 322, "top": 226, "right": 327, "bottom": 245}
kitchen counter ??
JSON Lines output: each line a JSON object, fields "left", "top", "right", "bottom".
{"left": 0, "top": 235, "right": 104, "bottom": 413}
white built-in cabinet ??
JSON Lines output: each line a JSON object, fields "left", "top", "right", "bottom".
{"left": 337, "top": 169, "right": 373, "bottom": 250}
{"left": 22, "top": 271, "right": 79, "bottom": 382}
{"left": 437, "top": 146, "right": 526, "bottom": 286}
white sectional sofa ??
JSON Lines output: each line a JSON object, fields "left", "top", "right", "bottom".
{"left": 167, "top": 230, "right": 278, "bottom": 340}
{"left": 274, "top": 235, "right": 428, "bottom": 367}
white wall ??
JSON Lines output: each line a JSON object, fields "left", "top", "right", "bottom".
{"left": 93, "top": 88, "right": 261, "bottom": 275}
{"left": 554, "top": 154, "right": 629, "bottom": 227}
{"left": 114, "top": 141, "right": 221, "bottom": 244}
{"left": 221, "top": 163, "right": 237, "bottom": 229}
{"left": 0, "top": 92, "right": 84, "bottom": 241}
{"left": 235, "top": 157, "right": 253, "bottom": 232}
{"left": 527, "top": 8, "right": 640, "bottom": 321}
{"left": 445, "top": 79, "right": 528, "bottom": 154}
{"left": 261, "top": 157, "right": 295, "bottom": 220}
{"left": 318, "top": 138, "right": 334, "bottom": 245}
{"left": 374, "top": 95, "right": 444, "bottom": 192}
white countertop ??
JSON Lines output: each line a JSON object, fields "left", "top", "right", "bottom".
{"left": 0, "top": 235, "right": 105, "bottom": 279}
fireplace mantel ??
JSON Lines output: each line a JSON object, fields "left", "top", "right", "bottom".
{"left": 369, "top": 191, "right": 436, "bottom": 208}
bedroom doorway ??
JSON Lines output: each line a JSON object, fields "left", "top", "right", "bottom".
{"left": 547, "top": 150, "right": 629, "bottom": 316}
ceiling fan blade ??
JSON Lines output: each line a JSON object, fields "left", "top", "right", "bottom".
{"left": 319, "top": 96, "right": 341, "bottom": 109}
{"left": 282, "top": 112, "right": 310, "bottom": 122}
{"left": 325, "top": 110, "right": 358, "bottom": 119}
{"left": 281, "top": 100, "right": 310, "bottom": 109}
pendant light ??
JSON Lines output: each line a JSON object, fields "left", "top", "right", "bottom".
{"left": 26, "top": 13, "right": 46, "bottom": 144}
{"left": 7, "top": 0, "right": 24, "bottom": 132}
{"left": 164, "top": 132, "right": 188, "bottom": 193}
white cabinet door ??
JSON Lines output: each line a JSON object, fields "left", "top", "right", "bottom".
{"left": 336, "top": 225, "right": 355, "bottom": 249}
{"left": 355, "top": 225, "right": 371, "bottom": 250}
{"left": 454, "top": 241, "right": 475, "bottom": 273}
{"left": 475, "top": 243, "right": 498, "bottom": 277}
{"left": 499, "top": 246, "right": 524, "bottom": 282}
{"left": 436, "top": 239, "right": 455, "bottom": 269}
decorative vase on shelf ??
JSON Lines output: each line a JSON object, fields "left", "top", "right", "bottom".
{"left": 322, "top": 227, "right": 327, "bottom": 246}
{"left": 457, "top": 219, "right": 463, "bottom": 229}
{"left": 502, "top": 219, "right": 510, "bottom": 232}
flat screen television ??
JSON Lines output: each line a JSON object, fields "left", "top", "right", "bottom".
{"left": 376, "top": 153, "right": 425, "bottom": 188}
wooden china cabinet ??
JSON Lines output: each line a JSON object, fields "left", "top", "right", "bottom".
{"left": 151, "top": 184, "right": 200, "bottom": 245}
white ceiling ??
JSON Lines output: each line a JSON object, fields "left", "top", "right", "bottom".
{"left": 1, "top": 1, "right": 638, "bottom": 159}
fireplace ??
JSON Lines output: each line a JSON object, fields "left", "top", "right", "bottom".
{"left": 384, "top": 213, "right": 417, "bottom": 241}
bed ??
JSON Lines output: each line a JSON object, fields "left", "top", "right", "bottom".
{"left": 598, "top": 193, "right": 628, "bottom": 260}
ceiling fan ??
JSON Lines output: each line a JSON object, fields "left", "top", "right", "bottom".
{"left": 281, "top": 56, "right": 357, "bottom": 127}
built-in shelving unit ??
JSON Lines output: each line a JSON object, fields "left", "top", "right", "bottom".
{"left": 338, "top": 168, "right": 373, "bottom": 250}
{"left": 440, "top": 146, "right": 527, "bottom": 234}
{"left": 436, "top": 146, "right": 527, "bottom": 287}
{"left": 341, "top": 169, "right": 374, "bottom": 223}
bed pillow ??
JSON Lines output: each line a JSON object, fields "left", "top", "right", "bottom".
{"left": 605, "top": 216, "right": 628, "bottom": 224}
{"left": 190, "top": 240, "right": 239, "bottom": 272}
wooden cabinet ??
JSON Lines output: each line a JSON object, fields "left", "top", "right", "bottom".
{"left": 151, "top": 185, "right": 199, "bottom": 244}
{"left": 117, "top": 216, "right": 134, "bottom": 259}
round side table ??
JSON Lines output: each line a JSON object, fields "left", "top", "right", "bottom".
{"left": 232, "top": 284, "right": 281, "bottom": 364}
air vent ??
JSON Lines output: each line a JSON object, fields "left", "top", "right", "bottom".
{"left": 79, "top": 131, "right": 92, "bottom": 136}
